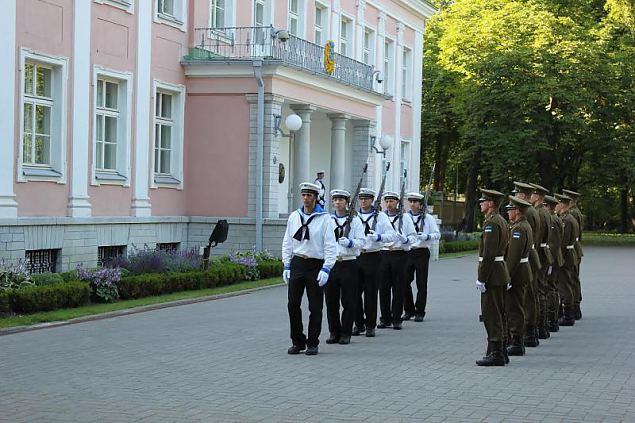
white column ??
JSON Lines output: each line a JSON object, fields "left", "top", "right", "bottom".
{"left": 131, "top": 0, "right": 152, "bottom": 216}
{"left": 0, "top": 0, "right": 18, "bottom": 218}
{"left": 392, "top": 21, "right": 404, "bottom": 191}
{"left": 328, "top": 114, "right": 349, "bottom": 190}
{"left": 67, "top": 0, "right": 92, "bottom": 217}
{"left": 411, "top": 29, "right": 424, "bottom": 193}
{"left": 290, "top": 105, "right": 315, "bottom": 203}
{"left": 374, "top": 11, "right": 386, "bottom": 188}
{"left": 354, "top": 0, "right": 365, "bottom": 62}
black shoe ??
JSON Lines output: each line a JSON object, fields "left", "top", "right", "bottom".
{"left": 351, "top": 326, "right": 361, "bottom": 336}
{"left": 338, "top": 335, "right": 351, "bottom": 345}
{"left": 287, "top": 345, "right": 306, "bottom": 355}
{"left": 549, "top": 321, "right": 560, "bottom": 332}
{"left": 402, "top": 312, "right": 413, "bottom": 321}
{"left": 414, "top": 314, "right": 425, "bottom": 322}
{"left": 377, "top": 321, "right": 392, "bottom": 329}
{"left": 575, "top": 304, "right": 582, "bottom": 320}
{"left": 558, "top": 316, "right": 575, "bottom": 326}
{"left": 326, "top": 333, "right": 340, "bottom": 344}
{"left": 365, "top": 327, "right": 375, "bottom": 337}
{"left": 392, "top": 322, "right": 402, "bottom": 330}
{"left": 305, "top": 346, "right": 319, "bottom": 355}
{"left": 503, "top": 348, "right": 510, "bottom": 364}
{"left": 507, "top": 344, "right": 525, "bottom": 356}
{"left": 476, "top": 352, "right": 505, "bottom": 366}
{"left": 538, "top": 327, "right": 549, "bottom": 340}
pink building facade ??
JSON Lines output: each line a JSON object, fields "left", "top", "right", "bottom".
{"left": 0, "top": 0, "right": 434, "bottom": 272}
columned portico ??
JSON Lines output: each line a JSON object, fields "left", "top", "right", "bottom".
{"left": 328, "top": 114, "right": 350, "bottom": 191}
{"left": 352, "top": 120, "right": 376, "bottom": 190}
{"left": 290, "top": 104, "right": 316, "bottom": 202}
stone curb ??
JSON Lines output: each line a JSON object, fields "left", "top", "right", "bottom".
{"left": 0, "top": 282, "right": 285, "bottom": 337}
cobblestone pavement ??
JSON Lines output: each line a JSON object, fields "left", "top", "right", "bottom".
{"left": 1, "top": 246, "right": 634, "bottom": 422}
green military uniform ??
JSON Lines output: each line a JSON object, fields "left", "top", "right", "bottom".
{"left": 555, "top": 193, "right": 579, "bottom": 326}
{"left": 530, "top": 183, "right": 554, "bottom": 339}
{"left": 513, "top": 182, "right": 541, "bottom": 347}
{"left": 564, "top": 189, "right": 584, "bottom": 320}
{"left": 476, "top": 189, "right": 510, "bottom": 367}
{"left": 545, "top": 195, "right": 564, "bottom": 332}
{"left": 504, "top": 196, "right": 533, "bottom": 356}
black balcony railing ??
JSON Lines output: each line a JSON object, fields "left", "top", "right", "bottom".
{"left": 189, "top": 26, "right": 376, "bottom": 92}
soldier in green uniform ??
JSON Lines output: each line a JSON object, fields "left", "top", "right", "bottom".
{"left": 504, "top": 196, "right": 533, "bottom": 356}
{"left": 513, "top": 182, "right": 541, "bottom": 347}
{"left": 475, "top": 189, "right": 510, "bottom": 367}
{"left": 530, "top": 183, "right": 554, "bottom": 339}
{"left": 555, "top": 193, "right": 580, "bottom": 326}
{"left": 544, "top": 195, "right": 564, "bottom": 332}
{"left": 563, "top": 189, "right": 584, "bottom": 320}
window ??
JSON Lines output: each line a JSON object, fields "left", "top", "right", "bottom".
{"left": 20, "top": 50, "right": 68, "bottom": 181}
{"left": 289, "top": 0, "right": 299, "bottom": 35}
{"left": 340, "top": 16, "right": 351, "bottom": 56}
{"left": 93, "top": 67, "right": 132, "bottom": 185}
{"left": 384, "top": 39, "right": 394, "bottom": 95}
{"left": 254, "top": 0, "right": 265, "bottom": 26}
{"left": 156, "top": 0, "right": 186, "bottom": 29}
{"left": 156, "top": 242, "right": 180, "bottom": 252}
{"left": 402, "top": 47, "right": 412, "bottom": 101}
{"left": 210, "top": 0, "right": 225, "bottom": 28}
{"left": 400, "top": 140, "right": 410, "bottom": 187}
{"left": 98, "top": 245, "right": 126, "bottom": 267}
{"left": 25, "top": 249, "right": 59, "bottom": 274}
{"left": 363, "top": 28, "right": 375, "bottom": 65}
{"left": 93, "top": 0, "right": 134, "bottom": 12}
{"left": 314, "top": 4, "right": 325, "bottom": 45}
{"left": 153, "top": 81, "right": 185, "bottom": 187}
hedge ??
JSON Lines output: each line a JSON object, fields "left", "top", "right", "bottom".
{"left": 439, "top": 240, "right": 480, "bottom": 254}
{"left": 31, "top": 272, "right": 65, "bottom": 286}
{"left": 0, "top": 291, "right": 10, "bottom": 314}
{"left": 9, "top": 281, "right": 91, "bottom": 314}
{"left": 257, "top": 260, "right": 284, "bottom": 279}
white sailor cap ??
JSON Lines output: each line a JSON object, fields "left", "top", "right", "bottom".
{"left": 299, "top": 182, "right": 321, "bottom": 194}
{"left": 358, "top": 188, "right": 376, "bottom": 198}
{"left": 330, "top": 189, "right": 351, "bottom": 199}
{"left": 382, "top": 191, "right": 399, "bottom": 200}
{"left": 406, "top": 192, "right": 424, "bottom": 201}
{"left": 316, "top": 170, "right": 326, "bottom": 174}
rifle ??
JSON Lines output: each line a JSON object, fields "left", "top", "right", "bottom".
{"left": 423, "top": 162, "right": 436, "bottom": 215}
{"left": 397, "top": 169, "right": 407, "bottom": 233}
{"left": 343, "top": 163, "right": 368, "bottom": 237}
{"left": 371, "top": 161, "right": 391, "bottom": 231}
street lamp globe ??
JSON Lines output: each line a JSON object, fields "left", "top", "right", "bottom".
{"left": 285, "top": 114, "right": 303, "bottom": 132}
{"left": 379, "top": 134, "right": 393, "bottom": 151}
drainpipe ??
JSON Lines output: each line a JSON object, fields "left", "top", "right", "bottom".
{"left": 253, "top": 60, "right": 264, "bottom": 251}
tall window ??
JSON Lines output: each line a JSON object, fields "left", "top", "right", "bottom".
{"left": 95, "top": 78, "right": 119, "bottom": 171}
{"left": 384, "top": 39, "right": 394, "bottom": 95}
{"left": 154, "top": 92, "right": 173, "bottom": 175}
{"left": 402, "top": 47, "right": 412, "bottom": 101}
{"left": 340, "top": 17, "right": 351, "bottom": 56}
{"left": 254, "top": 0, "right": 265, "bottom": 26}
{"left": 23, "top": 63, "right": 53, "bottom": 166}
{"left": 314, "top": 4, "right": 325, "bottom": 45}
{"left": 156, "top": 0, "right": 185, "bottom": 27}
{"left": 288, "top": 0, "right": 299, "bottom": 35}
{"left": 363, "top": 28, "right": 374, "bottom": 65}
{"left": 210, "top": 0, "right": 225, "bottom": 28}
{"left": 400, "top": 140, "right": 410, "bottom": 186}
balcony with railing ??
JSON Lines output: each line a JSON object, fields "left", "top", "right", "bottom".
{"left": 184, "top": 26, "right": 377, "bottom": 93}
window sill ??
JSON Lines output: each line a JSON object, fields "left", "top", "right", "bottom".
{"left": 95, "top": 171, "right": 128, "bottom": 185}
{"left": 154, "top": 174, "right": 182, "bottom": 187}
{"left": 94, "top": 0, "right": 133, "bottom": 13}
{"left": 402, "top": 98, "right": 412, "bottom": 106}
{"left": 156, "top": 13, "right": 186, "bottom": 31}
{"left": 22, "top": 167, "right": 62, "bottom": 179}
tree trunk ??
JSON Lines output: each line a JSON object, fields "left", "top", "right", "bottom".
{"left": 619, "top": 176, "right": 628, "bottom": 233}
{"left": 461, "top": 147, "right": 481, "bottom": 232}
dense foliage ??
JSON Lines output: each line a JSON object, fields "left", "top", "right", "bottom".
{"left": 422, "top": 0, "right": 635, "bottom": 232}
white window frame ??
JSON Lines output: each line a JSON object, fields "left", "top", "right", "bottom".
{"left": 93, "top": 0, "right": 134, "bottom": 13}
{"left": 288, "top": 0, "right": 305, "bottom": 38}
{"left": 209, "top": 0, "right": 235, "bottom": 29}
{"left": 92, "top": 67, "right": 132, "bottom": 186}
{"left": 151, "top": 80, "right": 185, "bottom": 189}
{"left": 384, "top": 37, "right": 395, "bottom": 96}
{"left": 154, "top": 0, "right": 187, "bottom": 31}
{"left": 340, "top": 14, "right": 353, "bottom": 57}
{"left": 314, "top": 1, "right": 329, "bottom": 46}
{"left": 363, "top": 27, "right": 375, "bottom": 66}
{"left": 400, "top": 139, "right": 411, "bottom": 186}
{"left": 402, "top": 46, "right": 412, "bottom": 102}
{"left": 18, "top": 48, "right": 68, "bottom": 183}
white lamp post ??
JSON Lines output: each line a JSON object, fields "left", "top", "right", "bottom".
{"left": 274, "top": 113, "right": 303, "bottom": 213}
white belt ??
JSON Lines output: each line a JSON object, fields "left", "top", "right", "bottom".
{"left": 540, "top": 243, "right": 548, "bottom": 247}
{"left": 531, "top": 245, "right": 536, "bottom": 249}
{"left": 336, "top": 256, "right": 357, "bottom": 262}
{"left": 566, "top": 245, "right": 575, "bottom": 249}
{"left": 575, "top": 237, "right": 579, "bottom": 241}
{"left": 361, "top": 249, "right": 380, "bottom": 254}
{"left": 412, "top": 246, "right": 430, "bottom": 250}
{"left": 383, "top": 246, "right": 405, "bottom": 251}
{"left": 479, "top": 256, "right": 505, "bottom": 262}
{"left": 519, "top": 257, "right": 529, "bottom": 263}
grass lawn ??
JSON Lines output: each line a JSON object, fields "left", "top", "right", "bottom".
{"left": 581, "top": 232, "right": 635, "bottom": 246}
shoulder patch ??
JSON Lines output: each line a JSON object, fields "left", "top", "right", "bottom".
{"left": 484, "top": 224, "right": 493, "bottom": 233}
{"left": 512, "top": 231, "right": 521, "bottom": 239}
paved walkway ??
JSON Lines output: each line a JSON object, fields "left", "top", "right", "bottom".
{"left": 1, "top": 246, "right": 634, "bottom": 422}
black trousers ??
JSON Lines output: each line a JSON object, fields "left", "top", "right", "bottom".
{"left": 404, "top": 247, "right": 431, "bottom": 316}
{"left": 325, "top": 260, "right": 358, "bottom": 337}
{"left": 355, "top": 251, "right": 382, "bottom": 329}
{"left": 379, "top": 250, "right": 408, "bottom": 324}
{"left": 288, "top": 256, "right": 324, "bottom": 348}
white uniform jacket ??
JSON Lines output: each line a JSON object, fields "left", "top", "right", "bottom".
{"left": 282, "top": 208, "right": 337, "bottom": 270}
{"left": 382, "top": 212, "right": 418, "bottom": 251}
{"left": 357, "top": 209, "right": 398, "bottom": 252}
{"left": 408, "top": 211, "right": 441, "bottom": 249}
{"left": 330, "top": 213, "right": 366, "bottom": 259}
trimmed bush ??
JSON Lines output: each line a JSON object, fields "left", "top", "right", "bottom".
{"left": 10, "top": 281, "right": 91, "bottom": 314}
{"left": 31, "top": 272, "right": 65, "bottom": 286}
{"left": 0, "top": 291, "right": 11, "bottom": 313}
{"left": 257, "top": 260, "right": 284, "bottom": 278}
{"left": 440, "top": 240, "right": 479, "bottom": 254}
{"left": 58, "top": 270, "right": 79, "bottom": 282}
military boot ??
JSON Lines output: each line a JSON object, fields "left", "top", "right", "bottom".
{"left": 525, "top": 327, "right": 539, "bottom": 347}
{"left": 476, "top": 342, "right": 505, "bottom": 366}
{"left": 575, "top": 304, "right": 582, "bottom": 320}
{"left": 538, "top": 326, "right": 550, "bottom": 340}
{"left": 507, "top": 336, "right": 525, "bottom": 356}
{"left": 548, "top": 318, "right": 560, "bottom": 332}
{"left": 558, "top": 305, "right": 576, "bottom": 326}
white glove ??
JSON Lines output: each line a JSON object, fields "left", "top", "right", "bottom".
{"left": 317, "top": 268, "right": 330, "bottom": 287}
{"left": 506, "top": 283, "right": 512, "bottom": 291}
{"left": 366, "top": 230, "right": 381, "bottom": 243}
{"left": 283, "top": 268, "right": 290, "bottom": 284}
{"left": 338, "top": 237, "right": 353, "bottom": 248}
{"left": 398, "top": 233, "right": 408, "bottom": 244}
{"left": 418, "top": 232, "right": 431, "bottom": 241}
{"left": 476, "top": 281, "right": 486, "bottom": 293}
{"left": 547, "top": 266, "right": 553, "bottom": 276}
